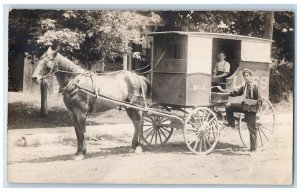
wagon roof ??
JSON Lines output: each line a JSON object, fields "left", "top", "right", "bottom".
{"left": 147, "top": 31, "right": 273, "bottom": 43}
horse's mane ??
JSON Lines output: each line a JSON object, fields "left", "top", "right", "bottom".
{"left": 55, "top": 53, "right": 86, "bottom": 73}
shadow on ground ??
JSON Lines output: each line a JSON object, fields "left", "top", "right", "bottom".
{"left": 8, "top": 102, "right": 130, "bottom": 129}
{"left": 9, "top": 141, "right": 251, "bottom": 164}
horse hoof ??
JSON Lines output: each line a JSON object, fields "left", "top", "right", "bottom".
{"left": 135, "top": 146, "right": 143, "bottom": 154}
{"left": 71, "top": 154, "right": 85, "bottom": 160}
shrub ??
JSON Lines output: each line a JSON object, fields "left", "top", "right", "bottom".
{"left": 269, "top": 62, "right": 293, "bottom": 103}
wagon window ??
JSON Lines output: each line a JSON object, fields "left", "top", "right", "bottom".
{"left": 212, "top": 38, "right": 241, "bottom": 76}
{"left": 174, "top": 44, "right": 186, "bottom": 59}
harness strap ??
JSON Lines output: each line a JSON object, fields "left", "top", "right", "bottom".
{"left": 90, "top": 74, "right": 99, "bottom": 98}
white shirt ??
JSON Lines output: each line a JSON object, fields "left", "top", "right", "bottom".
{"left": 214, "top": 60, "right": 230, "bottom": 74}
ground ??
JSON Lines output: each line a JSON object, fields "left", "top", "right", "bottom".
{"left": 6, "top": 92, "right": 294, "bottom": 185}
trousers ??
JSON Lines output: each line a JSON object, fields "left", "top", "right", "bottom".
{"left": 226, "top": 103, "right": 258, "bottom": 151}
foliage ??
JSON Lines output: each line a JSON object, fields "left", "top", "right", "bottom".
{"left": 269, "top": 63, "right": 293, "bottom": 103}
{"left": 9, "top": 10, "right": 162, "bottom": 68}
{"left": 159, "top": 11, "right": 294, "bottom": 63}
{"left": 272, "top": 12, "right": 294, "bottom": 61}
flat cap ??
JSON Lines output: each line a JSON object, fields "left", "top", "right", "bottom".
{"left": 242, "top": 68, "right": 253, "bottom": 76}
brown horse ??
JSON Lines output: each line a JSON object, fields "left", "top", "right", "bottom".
{"left": 31, "top": 47, "right": 150, "bottom": 160}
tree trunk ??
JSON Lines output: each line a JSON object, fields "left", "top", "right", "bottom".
{"left": 263, "top": 11, "right": 274, "bottom": 40}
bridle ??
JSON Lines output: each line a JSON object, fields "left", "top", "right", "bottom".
{"left": 42, "top": 58, "right": 84, "bottom": 80}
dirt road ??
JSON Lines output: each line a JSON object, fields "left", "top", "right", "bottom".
{"left": 7, "top": 112, "right": 293, "bottom": 185}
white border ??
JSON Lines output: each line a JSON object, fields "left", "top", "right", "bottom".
{"left": 1, "top": 1, "right": 299, "bottom": 192}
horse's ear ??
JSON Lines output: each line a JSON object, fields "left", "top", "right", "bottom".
{"left": 54, "top": 45, "right": 61, "bottom": 52}
{"left": 52, "top": 45, "right": 60, "bottom": 57}
{"left": 47, "top": 47, "right": 52, "bottom": 53}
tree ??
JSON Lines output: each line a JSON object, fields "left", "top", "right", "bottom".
{"left": 158, "top": 11, "right": 294, "bottom": 63}
{"left": 9, "top": 10, "right": 162, "bottom": 69}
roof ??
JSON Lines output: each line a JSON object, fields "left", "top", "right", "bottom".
{"left": 147, "top": 31, "right": 274, "bottom": 43}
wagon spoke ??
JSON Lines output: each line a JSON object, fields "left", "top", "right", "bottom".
{"left": 159, "top": 128, "right": 168, "bottom": 139}
{"left": 157, "top": 129, "right": 163, "bottom": 143}
{"left": 259, "top": 124, "right": 273, "bottom": 132}
{"left": 159, "top": 118, "right": 169, "bottom": 124}
{"left": 204, "top": 135, "right": 212, "bottom": 148}
{"left": 143, "top": 118, "right": 153, "bottom": 123}
{"left": 207, "top": 117, "right": 216, "bottom": 126}
{"left": 199, "top": 137, "right": 202, "bottom": 152}
{"left": 144, "top": 129, "right": 155, "bottom": 140}
{"left": 155, "top": 130, "right": 158, "bottom": 144}
{"left": 188, "top": 138, "right": 197, "bottom": 146}
{"left": 143, "top": 126, "right": 154, "bottom": 133}
{"left": 149, "top": 129, "right": 156, "bottom": 144}
{"left": 206, "top": 131, "right": 219, "bottom": 134}
{"left": 261, "top": 105, "right": 270, "bottom": 116}
{"left": 193, "top": 140, "right": 199, "bottom": 151}
{"left": 258, "top": 126, "right": 269, "bottom": 142}
{"left": 257, "top": 128, "right": 264, "bottom": 147}
{"left": 185, "top": 127, "right": 197, "bottom": 132}
{"left": 161, "top": 127, "right": 172, "bottom": 134}
{"left": 202, "top": 136, "right": 207, "bottom": 151}
{"left": 206, "top": 123, "right": 217, "bottom": 131}
{"left": 204, "top": 112, "right": 211, "bottom": 122}
{"left": 206, "top": 133, "right": 217, "bottom": 141}
{"left": 143, "top": 124, "right": 154, "bottom": 127}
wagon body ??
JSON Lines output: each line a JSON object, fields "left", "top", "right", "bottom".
{"left": 148, "top": 31, "right": 273, "bottom": 106}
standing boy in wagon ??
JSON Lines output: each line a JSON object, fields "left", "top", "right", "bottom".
{"left": 225, "top": 68, "right": 262, "bottom": 152}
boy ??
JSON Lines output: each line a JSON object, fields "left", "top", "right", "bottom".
{"left": 212, "top": 52, "right": 231, "bottom": 85}
{"left": 225, "top": 68, "right": 262, "bottom": 152}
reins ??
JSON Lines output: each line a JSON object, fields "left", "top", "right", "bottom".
{"left": 133, "top": 47, "right": 168, "bottom": 75}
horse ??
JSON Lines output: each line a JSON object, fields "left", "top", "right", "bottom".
{"left": 31, "top": 47, "right": 150, "bottom": 160}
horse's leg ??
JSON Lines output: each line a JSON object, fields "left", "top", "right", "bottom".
{"left": 70, "top": 108, "right": 88, "bottom": 160}
{"left": 64, "top": 95, "right": 88, "bottom": 160}
{"left": 68, "top": 111, "right": 81, "bottom": 155}
{"left": 126, "top": 108, "right": 143, "bottom": 153}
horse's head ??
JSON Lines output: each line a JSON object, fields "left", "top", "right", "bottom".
{"left": 31, "top": 46, "right": 59, "bottom": 84}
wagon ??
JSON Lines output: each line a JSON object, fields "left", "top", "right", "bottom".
{"left": 141, "top": 31, "right": 275, "bottom": 155}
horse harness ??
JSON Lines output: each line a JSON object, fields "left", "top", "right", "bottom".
{"left": 56, "top": 72, "right": 147, "bottom": 108}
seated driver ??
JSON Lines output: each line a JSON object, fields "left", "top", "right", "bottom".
{"left": 212, "top": 52, "right": 231, "bottom": 86}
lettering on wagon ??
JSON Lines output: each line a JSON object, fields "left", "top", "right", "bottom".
{"left": 192, "top": 84, "right": 209, "bottom": 91}
{"left": 232, "top": 76, "right": 268, "bottom": 90}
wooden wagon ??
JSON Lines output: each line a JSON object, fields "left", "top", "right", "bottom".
{"left": 140, "top": 31, "right": 275, "bottom": 154}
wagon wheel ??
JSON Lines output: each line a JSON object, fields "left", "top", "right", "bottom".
{"left": 238, "top": 97, "right": 275, "bottom": 149}
{"left": 141, "top": 104, "right": 174, "bottom": 146}
{"left": 184, "top": 107, "right": 220, "bottom": 155}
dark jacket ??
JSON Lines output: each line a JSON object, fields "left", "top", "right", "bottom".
{"left": 230, "top": 83, "right": 262, "bottom": 110}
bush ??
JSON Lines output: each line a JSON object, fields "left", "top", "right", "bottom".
{"left": 269, "top": 62, "right": 293, "bottom": 103}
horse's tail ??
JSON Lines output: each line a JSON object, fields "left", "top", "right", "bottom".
{"left": 139, "top": 75, "right": 151, "bottom": 98}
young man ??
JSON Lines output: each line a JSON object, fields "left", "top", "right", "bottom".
{"left": 212, "top": 52, "right": 231, "bottom": 85}
{"left": 225, "top": 68, "right": 262, "bottom": 152}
